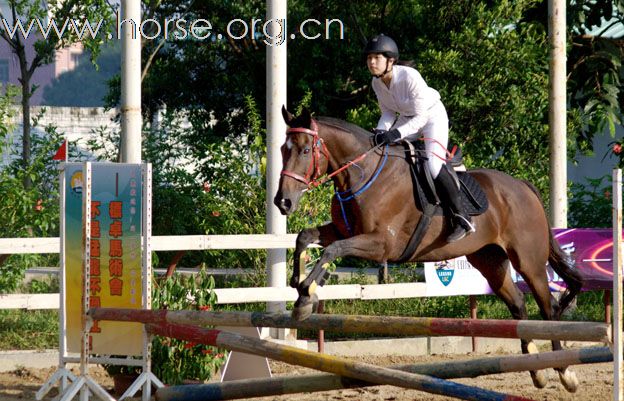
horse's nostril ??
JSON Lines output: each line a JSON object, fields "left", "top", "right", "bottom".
{"left": 280, "top": 198, "right": 292, "bottom": 210}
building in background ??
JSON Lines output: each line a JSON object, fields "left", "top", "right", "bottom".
{"left": 0, "top": 0, "right": 85, "bottom": 105}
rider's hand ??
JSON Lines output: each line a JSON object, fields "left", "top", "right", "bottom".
{"left": 373, "top": 128, "right": 401, "bottom": 146}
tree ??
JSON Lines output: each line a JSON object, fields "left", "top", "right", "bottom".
{"left": 415, "top": 1, "right": 555, "bottom": 194}
{"left": 519, "top": 0, "right": 623, "bottom": 153}
{"left": 568, "top": 0, "right": 623, "bottom": 151}
{"left": 114, "top": 1, "right": 571, "bottom": 195}
{"left": 0, "top": 0, "right": 113, "bottom": 188}
{"left": 95, "top": 0, "right": 620, "bottom": 231}
{"left": 0, "top": 84, "right": 62, "bottom": 292}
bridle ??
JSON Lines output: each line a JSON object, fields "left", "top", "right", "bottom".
{"left": 280, "top": 119, "right": 393, "bottom": 235}
{"left": 280, "top": 119, "right": 330, "bottom": 188}
{"left": 280, "top": 119, "right": 384, "bottom": 190}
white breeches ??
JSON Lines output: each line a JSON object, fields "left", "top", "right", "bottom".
{"left": 400, "top": 101, "right": 449, "bottom": 178}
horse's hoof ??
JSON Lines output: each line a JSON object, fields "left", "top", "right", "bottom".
{"left": 526, "top": 341, "right": 548, "bottom": 388}
{"left": 558, "top": 369, "right": 579, "bottom": 393}
{"left": 530, "top": 370, "right": 548, "bottom": 389}
{"left": 291, "top": 294, "right": 318, "bottom": 321}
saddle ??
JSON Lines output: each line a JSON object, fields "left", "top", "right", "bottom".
{"left": 395, "top": 140, "right": 489, "bottom": 263}
{"left": 403, "top": 140, "right": 488, "bottom": 216}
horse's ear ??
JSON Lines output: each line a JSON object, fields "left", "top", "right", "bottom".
{"left": 282, "top": 105, "right": 294, "bottom": 126}
{"left": 301, "top": 107, "right": 312, "bottom": 127}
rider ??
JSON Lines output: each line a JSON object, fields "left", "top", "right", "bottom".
{"left": 364, "top": 34, "right": 475, "bottom": 243}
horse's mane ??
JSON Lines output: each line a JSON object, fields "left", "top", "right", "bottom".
{"left": 316, "top": 116, "right": 372, "bottom": 143}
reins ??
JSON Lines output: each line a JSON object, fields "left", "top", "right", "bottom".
{"left": 280, "top": 120, "right": 387, "bottom": 191}
{"left": 280, "top": 120, "right": 389, "bottom": 236}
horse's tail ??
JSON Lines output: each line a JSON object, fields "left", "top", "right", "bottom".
{"left": 523, "top": 180, "right": 584, "bottom": 318}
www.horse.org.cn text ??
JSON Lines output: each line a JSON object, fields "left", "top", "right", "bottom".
{"left": 0, "top": 14, "right": 345, "bottom": 45}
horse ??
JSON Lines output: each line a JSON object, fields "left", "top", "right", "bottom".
{"left": 273, "top": 106, "right": 584, "bottom": 393}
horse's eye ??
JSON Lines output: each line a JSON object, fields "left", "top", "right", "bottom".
{"left": 303, "top": 148, "right": 311, "bottom": 155}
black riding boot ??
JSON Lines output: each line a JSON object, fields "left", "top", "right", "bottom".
{"left": 434, "top": 166, "right": 476, "bottom": 243}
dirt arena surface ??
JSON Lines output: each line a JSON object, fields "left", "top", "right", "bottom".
{"left": 0, "top": 352, "right": 613, "bottom": 400}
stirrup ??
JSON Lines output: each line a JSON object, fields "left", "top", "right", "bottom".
{"left": 446, "top": 214, "right": 476, "bottom": 243}
{"left": 454, "top": 214, "right": 476, "bottom": 234}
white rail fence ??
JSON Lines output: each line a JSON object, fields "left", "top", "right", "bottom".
{"left": 0, "top": 235, "right": 426, "bottom": 310}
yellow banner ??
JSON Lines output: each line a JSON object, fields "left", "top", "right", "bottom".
{"left": 65, "top": 163, "right": 143, "bottom": 355}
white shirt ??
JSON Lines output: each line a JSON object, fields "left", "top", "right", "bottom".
{"left": 372, "top": 65, "right": 441, "bottom": 137}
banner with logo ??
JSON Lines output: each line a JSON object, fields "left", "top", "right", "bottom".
{"left": 424, "top": 228, "right": 616, "bottom": 296}
{"left": 64, "top": 163, "right": 143, "bottom": 355}
{"left": 424, "top": 257, "right": 493, "bottom": 296}
{"left": 553, "top": 228, "right": 615, "bottom": 290}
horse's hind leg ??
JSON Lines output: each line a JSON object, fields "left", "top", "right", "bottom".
{"left": 466, "top": 245, "right": 549, "bottom": 389}
{"left": 507, "top": 248, "right": 579, "bottom": 393}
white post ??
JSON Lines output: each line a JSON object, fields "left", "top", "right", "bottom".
{"left": 58, "top": 167, "right": 68, "bottom": 390}
{"left": 120, "top": 0, "right": 142, "bottom": 163}
{"left": 548, "top": 0, "right": 567, "bottom": 228}
{"left": 613, "top": 168, "right": 623, "bottom": 401}
{"left": 142, "top": 163, "right": 153, "bottom": 401}
{"left": 80, "top": 162, "right": 92, "bottom": 401}
{"left": 265, "top": 0, "right": 288, "bottom": 328}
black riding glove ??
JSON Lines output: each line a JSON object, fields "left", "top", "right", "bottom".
{"left": 373, "top": 129, "right": 401, "bottom": 146}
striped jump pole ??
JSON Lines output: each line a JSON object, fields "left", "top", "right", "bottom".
{"left": 145, "top": 321, "right": 534, "bottom": 401}
{"left": 87, "top": 306, "right": 535, "bottom": 401}
{"left": 156, "top": 347, "right": 612, "bottom": 401}
{"left": 88, "top": 308, "right": 612, "bottom": 343}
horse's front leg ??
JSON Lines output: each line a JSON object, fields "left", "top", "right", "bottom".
{"left": 291, "top": 223, "right": 341, "bottom": 289}
{"left": 292, "top": 232, "right": 387, "bottom": 321}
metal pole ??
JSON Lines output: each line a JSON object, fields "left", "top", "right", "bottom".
{"left": 469, "top": 295, "right": 478, "bottom": 352}
{"left": 59, "top": 168, "right": 68, "bottom": 390}
{"left": 317, "top": 300, "right": 324, "bottom": 353}
{"left": 613, "top": 168, "right": 623, "bottom": 401}
{"left": 605, "top": 290, "right": 612, "bottom": 325}
{"left": 120, "top": 0, "right": 142, "bottom": 163}
{"left": 265, "top": 0, "right": 288, "bottom": 332}
{"left": 548, "top": 0, "right": 567, "bottom": 228}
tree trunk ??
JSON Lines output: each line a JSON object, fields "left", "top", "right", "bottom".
{"left": 16, "top": 42, "right": 31, "bottom": 190}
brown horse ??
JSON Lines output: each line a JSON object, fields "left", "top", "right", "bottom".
{"left": 274, "top": 107, "right": 584, "bottom": 392}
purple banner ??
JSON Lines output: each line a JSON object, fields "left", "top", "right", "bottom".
{"left": 553, "top": 228, "right": 616, "bottom": 290}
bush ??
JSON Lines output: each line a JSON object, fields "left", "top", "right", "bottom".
{"left": 149, "top": 268, "right": 226, "bottom": 384}
{"left": 0, "top": 88, "right": 62, "bottom": 293}
{"left": 569, "top": 175, "right": 612, "bottom": 228}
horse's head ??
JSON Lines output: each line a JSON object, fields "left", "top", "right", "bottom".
{"left": 274, "top": 106, "right": 329, "bottom": 215}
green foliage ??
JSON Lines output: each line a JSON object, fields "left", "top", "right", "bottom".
{"left": 569, "top": 36, "right": 623, "bottom": 149}
{"left": 345, "top": 103, "right": 379, "bottom": 130}
{"left": 566, "top": 290, "right": 607, "bottom": 322}
{"left": 5, "top": 0, "right": 115, "bottom": 62}
{"left": 127, "top": 0, "right": 608, "bottom": 204}
{"left": 190, "top": 96, "right": 269, "bottom": 284}
{"left": 567, "top": 0, "right": 624, "bottom": 152}
{"left": 0, "top": 273, "right": 59, "bottom": 350}
{"left": 417, "top": 0, "right": 556, "bottom": 196}
{"left": 150, "top": 269, "right": 226, "bottom": 384}
{"left": 0, "top": 88, "right": 61, "bottom": 293}
{"left": 0, "top": 286, "right": 609, "bottom": 350}
{"left": 569, "top": 175, "right": 612, "bottom": 228}
{"left": 0, "top": 310, "right": 58, "bottom": 349}
{"left": 21, "top": 276, "right": 59, "bottom": 293}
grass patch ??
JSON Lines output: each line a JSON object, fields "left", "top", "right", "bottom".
{"left": 0, "top": 273, "right": 609, "bottom": 349}
{"left": 0, "top": 309, "right": 58, "bottom": 350}
{"left": 298, "top": 290, "right": 608, "bottom": 340}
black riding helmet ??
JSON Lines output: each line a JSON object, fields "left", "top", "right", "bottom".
{"left": 363, "top": 34, "right": 399, "bottom": 60}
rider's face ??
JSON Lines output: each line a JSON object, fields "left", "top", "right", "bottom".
{"left": 367, "top": 53, "right": 390, "bottom": 76}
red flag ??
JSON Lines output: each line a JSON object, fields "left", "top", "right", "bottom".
{"left": 52, "top": 139, "right": 67, "bottom": 161}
